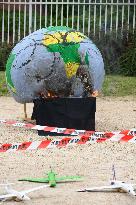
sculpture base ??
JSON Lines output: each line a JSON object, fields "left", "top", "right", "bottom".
{"left": 32, "top": 97, "right": 96, "bottom": 136}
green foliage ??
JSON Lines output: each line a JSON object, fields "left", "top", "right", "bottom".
{"left": 0, "top": 43, "right": 13, "bottom": 71}
{"left": 91, "top": 30, "right": 136, "bottom": 76}
{"left": 92, "top": 31, "right": 125, "bottom": 74}
{"left": 0, "top": 71, "right": 9, "bottom": 96}
{"left": 119, "top": 33, "right": 136, "bottom": 76}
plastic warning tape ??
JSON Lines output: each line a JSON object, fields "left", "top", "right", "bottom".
{"left": 0, "top": 133, "right": 136, "bottom": 153}
{"left": 0, "top": 119, "right": 136, "bottom": 137}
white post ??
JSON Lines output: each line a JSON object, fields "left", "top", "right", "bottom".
{"left": 72, "top": 0, "right": 75, "bottom": 28}
{"left": 133, "top": 1, "right": 135, "bottom": 33}
{"left": 94, "top": 0, "right": 96, "bottom": 36}
{"left": 127, "top": 0, "right": 130, "bottom": 33}
{"left": 34, "top": 0, "right": 37, "bottom": 31}
{"left": 18, "top": 0, "right": 21, "bottom": 41}
{"left": 2, "top": 0, "right": 5, "bottom": 43}
{"left": 116, "top": 0, "right": 119, "bottom": 38}
{"left": 88, "top": 0, "right": 91, "bottom": 36}
{"left": 29, "top": 0, "right": 32, "bottom": 34}
{"left": 50, "top": 0, "right": 53, "bottom": 26}
{"left": 7, "top": 0, "right": 10, "bottom": 44}
{"left": 56, "top": 0, "right": 58, "bottom": 26}
{"left": 61, "top": 0, "right": 63, "bottom": 26}
{"left": 13, "top": 0, "right": 15, "bottom": 44}
{"left": 40, "top": 0, "right": 42, "bottom": 28}
{"left": 99, "top": 0, "right": 102, "bottom": 39}
{"left": 45, "top": 0, "right": 47, "bottom": 27}
{"left": 110, "top": 0, "right": 113, "bottom": 32}
{"left": 66, "top": 0, "right": 69, "bottom": 27}
{"left": 24, "top": 0, "right": 26, "bottom": 37}
{"left": 105, "top": 0, "right": 107, "bottom": 35}
{"left": 77, "top": 0, "right": 80, "bottom": 30}
{"left": 121, "top": 0, "right": 124, "bottom": 37}
{"left": 82, "top": 0, "right": 85, "bottom": 33}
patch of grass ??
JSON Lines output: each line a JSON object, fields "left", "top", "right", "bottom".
{"left": 102, "top": 75, "right": 136, "bottom": 96}
{"left": 0, "top": 71, "right": 9, "bottom": 96}
{"left": 0, "top": 71, "right": 136, "bottom": 97}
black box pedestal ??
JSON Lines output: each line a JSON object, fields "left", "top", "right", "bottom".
{"left": 32, "top": 97, "right": 96, "bottom": 136}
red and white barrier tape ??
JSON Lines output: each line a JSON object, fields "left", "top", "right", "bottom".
{"left": 0, "top": 119, "right": 136, "bottom": 137}
{"left": 0, "top": 133, "right": 136, "bottom": 153}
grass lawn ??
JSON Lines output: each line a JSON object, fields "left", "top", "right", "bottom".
{"left": 0, "top": 71, "right": 9, "bottom": 96}
{"left": 102, "top": 75, "right": 136, "bottom": 96}
{"left": 0, "top": 71, "right": 136, "bottom": 97}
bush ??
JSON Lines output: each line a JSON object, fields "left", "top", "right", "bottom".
{"left": 119, "top": 32, "right": 136, "bottom": 76}
{"left": 92, "top": 32, "right": 125, "bottom": 74}
{"left": 91, "top": 30, "right": 136, "bottom": 76}
{"left": 0, "top": 43, "right": 13, "bottom": 71}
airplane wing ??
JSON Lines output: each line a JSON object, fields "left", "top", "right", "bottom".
{"left": 77, "top": 185, "right": 121, "bottom": 192}
{"left": 118, "top": 183, "right": 136, "bottom": 196}
{"left": 0, "top": 193, "right": 16, "bottom": 201}
{"left": 132, "top": 184, "right": 136, "bottom": 189}
{"left": 0, "top": 183, "right": 14, "bottom": 186}
{"left": 21, "top": 184, "right": 50, "bottom": 194}
{"left": 18, "top": 178, "right": 49, "bottom": 183}
{"left": 111, "top": 181, "right": 136, "bottom": 196}
{"left": 19, "top": 176, "right": 82, "bottom": 183}
{"left": 56, "top": 176, "right": 82, "bottom": 183}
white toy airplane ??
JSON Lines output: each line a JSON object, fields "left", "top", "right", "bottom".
{"left": 77, "top": 165, "right": 136, "bottom": 196}
{"left": 0, "top": 183, "right": 49, "bottom": 202}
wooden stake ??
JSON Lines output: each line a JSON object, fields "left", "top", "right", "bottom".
{"left": 24, "top": 103, "right": 27, "bottom": 119}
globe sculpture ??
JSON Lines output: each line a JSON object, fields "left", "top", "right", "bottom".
{"left": 6, "top": 26, "right": 105, "bottom": 103}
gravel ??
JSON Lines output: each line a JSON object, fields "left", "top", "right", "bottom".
{"left": 0, "top": 96, "right": 136, "bottom": 205}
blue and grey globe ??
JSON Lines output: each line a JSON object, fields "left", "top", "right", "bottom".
{"left": 6, "top": 26, "right": 105, "bottom": 103}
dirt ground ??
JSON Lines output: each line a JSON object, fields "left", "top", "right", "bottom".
{"left": 0, "top": 96, "right": 136, "bottom": 205}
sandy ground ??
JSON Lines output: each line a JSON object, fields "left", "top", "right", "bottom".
{"left": 0, "top": 96, "right": 136, "bottom": 205}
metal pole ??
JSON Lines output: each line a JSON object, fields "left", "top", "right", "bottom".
{"left": 29, "top": 0, "right": 32, "bottom": 34}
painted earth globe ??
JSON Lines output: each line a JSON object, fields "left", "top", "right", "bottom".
{"left": 6, "top": 26, "right": 105, "bottom": 103}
